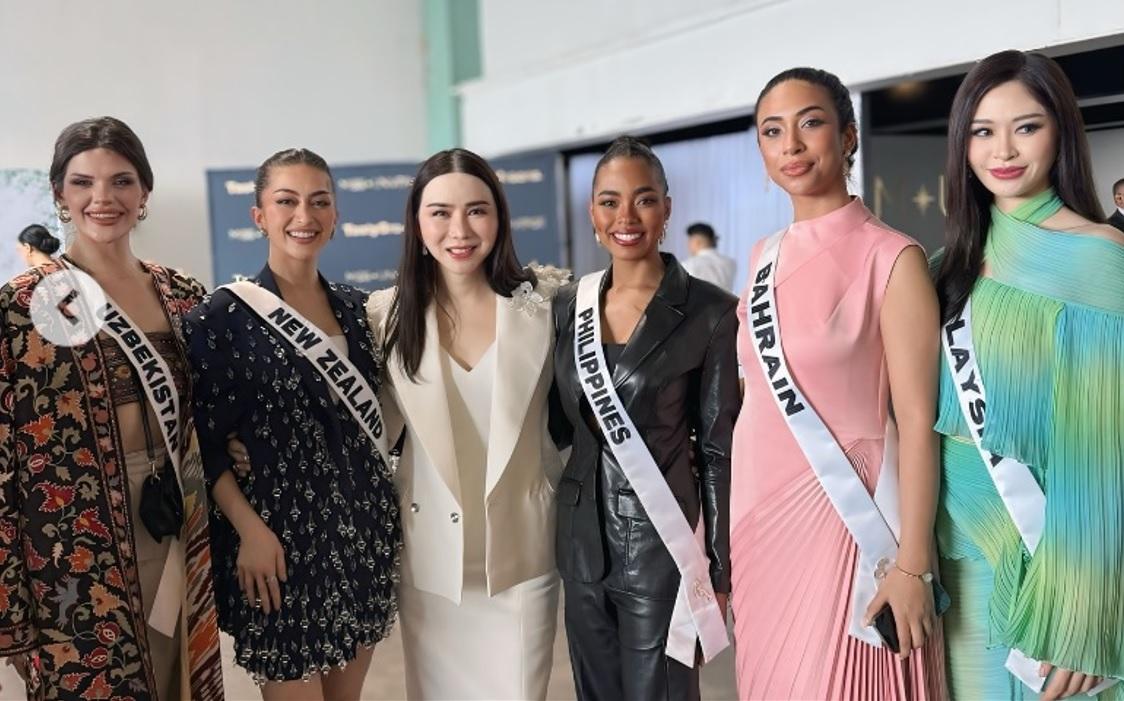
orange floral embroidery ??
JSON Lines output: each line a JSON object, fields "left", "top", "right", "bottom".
{"left": 20, "top": 415, "right": 54, "bottom": 447}
{"left": 56, "top": 389, "right": 86, "bottom": 425}
{"left": 80, "top": 670, "right": 112, "bottom": 699}
{"left": 46, "top": 641, "right": 82, "bottom": 667}
{"left": 74, "top": 447, "right": 97, "bottom": 468}
{"left": 20, "top": 331, "right": 56, "bottom": 369}
{"left": 67, "top": 545, "right": 95, "bottom": 573}
{"left": 89, "top": 583, "right": 123, "bottom": 617}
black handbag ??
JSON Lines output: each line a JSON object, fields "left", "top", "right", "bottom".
{"left": 134, "top": 373, "right": 184, "bottom": 542}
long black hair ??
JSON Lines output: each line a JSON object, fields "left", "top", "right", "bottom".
{"left": 18, "top": 224, "right": 60, "bottom": 255}
{"left": 936, "top": 50, "right": 1103, "bottom": 322}
{"left": 385, "top": 148, "right": 533, "bottom": 381}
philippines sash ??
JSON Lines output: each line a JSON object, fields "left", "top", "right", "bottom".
{"left": 574, "top": 272, "right": 729, "bottom": 666}
{"left": 222, "top": 281, "right": 389, "bottom": 464}
{"left": 748, "top": 229, "right": 902, "bottom": 647}
{"left": 943, "top": 302, "right": 1116, "bottom": 696}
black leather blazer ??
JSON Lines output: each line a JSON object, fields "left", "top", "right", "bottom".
{"left": 551, "top": 254, "right": 739, "bottom": 599}
{"left": 1109, "top": 210, "right": 1124, "bottom": 234}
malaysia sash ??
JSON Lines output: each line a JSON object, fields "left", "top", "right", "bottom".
{"left": 943, "top": 302, "right": 1116, "bottom": 696}
{"left": 748, "top": 229, "right": 902, "bottom": 647}
{"left": 222, "top": 281, "right": 389, "bottom": 464}
{"left": 574, "top": 272, "right": 729, "bottom": 666}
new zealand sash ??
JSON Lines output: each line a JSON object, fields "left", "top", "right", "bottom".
{"left": 222, "top": 281, "right": 389, "bottom": 464}
{"left": 748, "top": 229, "right": 902, "bottom": 647}
{"left": 574, "top": 271, "right": 729, "bottom": 666}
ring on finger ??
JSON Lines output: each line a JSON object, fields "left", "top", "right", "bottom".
{"left": 266, "top": 575, "right": 278, "bottom": 583}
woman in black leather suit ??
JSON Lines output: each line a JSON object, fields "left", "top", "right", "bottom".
{"left": 551, "top": 136, "right": 740, "bottom": 701}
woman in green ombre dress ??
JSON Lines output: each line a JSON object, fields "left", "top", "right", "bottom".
{"left": 933, "top": 50, "right": 1124, "bottom": 701}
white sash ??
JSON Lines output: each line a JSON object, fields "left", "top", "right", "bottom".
{"left": 222, "top": 281, "right": 389, "bottom": 464}
{"left": 574, "top": 272, "right": 729, "bottom": 667}
{"left": 98, "top": 295, "right": 187, "bottom": 637}
{"left": 943, "top": 302, "right": 1117, "bottom": 696}
{"left": 748, "top": 229, "right": 901, "bottom": 647}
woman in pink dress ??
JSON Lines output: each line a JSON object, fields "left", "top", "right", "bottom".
{"left": 730, "top": 67, "right": 947, "bottom": 699}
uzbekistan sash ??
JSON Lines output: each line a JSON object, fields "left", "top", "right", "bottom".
{"left": 944, "top": 302, "right": 1117, "bottom": 696}
{"left": 222, "top": 281, "right": 389, "bottom": 464}
{"left": 748, "top": 229, "right": 902, "bottom": 647}
{"left": 574, "top": 271, "right": 729, "bottom": 666}
{"left": 99, "top": 296, "right": 189, "bottom": 638}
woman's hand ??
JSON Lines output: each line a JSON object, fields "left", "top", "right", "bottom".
{"left": 225, "top": 433, "right": 251, "bottom": 478}
{"left": 864, "top": 567, "right": 935, "bottom": 659}
{"left": 1040, "top": 663, "right": 1103, "bottom": 700}
{"left": 236, "top": 517, "right": 287, "bottom": 615}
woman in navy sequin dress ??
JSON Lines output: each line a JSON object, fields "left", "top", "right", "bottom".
{"left": 184, "top": 149, "right": 401, "bottom": 697}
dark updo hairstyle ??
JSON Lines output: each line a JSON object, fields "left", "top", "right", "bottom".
{"left": 253, "top": 147, "right": 335, "bottom": 207}
{"left": 386, "top": 148, "right": 534, "bottom": 381}
{"left": 49, "top": 117, "right": 154, "bottom": 198}
{"left": 936, "top": 50, "right": 1103, "bottom": 323}
{"left": 592, "top": 135, "right": 669, "bottom": 195}
{"left": 18, "top": 224, "right": 60, "bottom": 255}
{"left": 755, "top": 67, "right": 858, "bottom": 173}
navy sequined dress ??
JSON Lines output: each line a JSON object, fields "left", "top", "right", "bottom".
{"left": 183, "top": 265, "right": 401, "bottom": 682}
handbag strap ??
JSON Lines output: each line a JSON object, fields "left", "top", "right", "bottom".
{"left": 129, "top": 360, "right": 162, "bottom": 476}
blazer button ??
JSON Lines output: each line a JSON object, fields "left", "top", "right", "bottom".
{"left": 450, "top": 512, "right": 460, "bottom": 523}
{"left": 410, "top": 503, "right": 419, "bottom": 513}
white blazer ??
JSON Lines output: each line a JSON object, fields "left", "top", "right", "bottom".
{"left": 366, "top": 267, "right": 567, "bottom": 603}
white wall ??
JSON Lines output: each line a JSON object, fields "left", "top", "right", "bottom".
{"left": 463, "top": 0, "right": 1124, "bottom": 155}
{"left": 0, "top": 0, "right": 426, "bottom": 287}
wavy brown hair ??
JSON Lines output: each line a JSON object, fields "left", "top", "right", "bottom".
{"left": 936, "top": 50, "right": 1103, "bottom": 322}
{"left": 385, "top": 148, "right": 534, "bottom": 381}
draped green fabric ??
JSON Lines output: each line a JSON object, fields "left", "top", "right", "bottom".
{"left": 935, "top": 189, "right": 1124, "bottom": 699}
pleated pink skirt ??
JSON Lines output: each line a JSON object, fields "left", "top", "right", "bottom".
{"left": 730, "top": 468, "right": 945, "bottom": 700}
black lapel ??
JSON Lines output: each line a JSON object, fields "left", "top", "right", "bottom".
{"left": 609, "top": 253, "right": 688, "bottom": 388}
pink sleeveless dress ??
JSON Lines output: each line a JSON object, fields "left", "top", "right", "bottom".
{"left": 730, "top": 198, "right": 946, "bottom": 700}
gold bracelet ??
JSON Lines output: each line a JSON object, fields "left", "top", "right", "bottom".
{"left": 894, "top": 563, "right": 934, "bottom": 583}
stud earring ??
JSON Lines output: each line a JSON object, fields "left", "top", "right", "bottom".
{"left": 422, "top": 247, "right": 430, "bottom": 256}
{"left": 259, "top": 229, "right": 268, "bottom": 239}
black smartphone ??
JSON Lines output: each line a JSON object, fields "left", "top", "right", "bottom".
{"left": 873, "top": 581, "right": 951, "bottom": 654}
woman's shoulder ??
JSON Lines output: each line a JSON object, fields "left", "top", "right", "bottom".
{"left": 526, "top": 264, "right": 572, "bottom": 301}
{"left": 859, "top": 213, "right": 924, "bottom": 255}
{"left": 326, "top": 281, "right": 370, "bottom": 311}
{"left": 365, "top": 285, "right": 398, "bottom": 326}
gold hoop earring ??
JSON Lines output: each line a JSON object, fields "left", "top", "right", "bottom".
{"left": 138, "top": 205, "right": 148, "bottom": 221}
{"left": 57, "top": 204, "right": 71, "bottom": 224}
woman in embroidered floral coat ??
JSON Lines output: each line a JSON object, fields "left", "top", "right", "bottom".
{"left": 0, "top": 117, "right": 223, "bottom": 700}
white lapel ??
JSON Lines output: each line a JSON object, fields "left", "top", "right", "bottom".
{"left": 484, "top": 293, "right": 551, "bottom": 496}
{"left": 387, "top": 303, "right": 461, "bottom": 505}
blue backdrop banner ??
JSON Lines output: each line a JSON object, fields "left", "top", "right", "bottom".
{"left": 206, "top": 151, "right": 562, "bottom": 290}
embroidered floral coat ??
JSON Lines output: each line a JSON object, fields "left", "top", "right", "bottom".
{"left": 0, "top": 261, "right": 224, "bottom": 700}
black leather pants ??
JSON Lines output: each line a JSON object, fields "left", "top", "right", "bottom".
{"left": 564, "top": 580, "right": 701, "bottom": 701}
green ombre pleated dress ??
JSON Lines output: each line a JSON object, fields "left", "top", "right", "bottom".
{"left": 935, "top": 189, "right": 1124, "bottom": 700}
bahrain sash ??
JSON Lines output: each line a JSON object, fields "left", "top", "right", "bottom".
{"left": 748, "top": 229, "right": 902, "bottom": 647}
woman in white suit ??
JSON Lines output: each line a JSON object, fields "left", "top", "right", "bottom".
{"left": 366, "top": 148, "right": 568, "bottom": 699}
